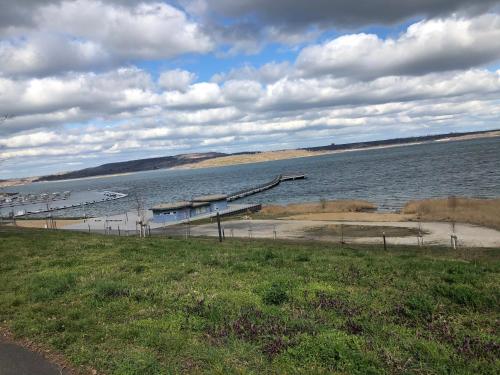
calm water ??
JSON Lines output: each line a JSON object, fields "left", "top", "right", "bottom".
{"left": 7, "top": 137, "right": 500, "bottom": 217}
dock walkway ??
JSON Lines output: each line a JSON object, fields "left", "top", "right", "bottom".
{"left": 227, "top": 174, "right": 305, "bottom": 201}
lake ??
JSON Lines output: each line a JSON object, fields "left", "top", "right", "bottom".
{"left": 7, "top": 137, "right": 500, "bottom": 217}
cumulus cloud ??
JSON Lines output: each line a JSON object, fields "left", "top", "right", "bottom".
{"left": 196, "top": 0, "right": 499, "bottom": 28}
{"left": 184, "top": 0, "right": 500, "bottom": 51}
{"left": 158, "top": 69, "right": 197, "bottom": 91}
{"left": 2, "top": 65, "right": 500, "bottom": 167}
{"left": 39, "top": 1, "right": 213, "bottom": 59}
{"left": 0, "top": 34, "right": 110, "bottom": 77}
{"left": 296, "top": 14, "right": 500, "bottom": 79}
{"left": 0, "top": 0, "right": 212, "bottom": 77}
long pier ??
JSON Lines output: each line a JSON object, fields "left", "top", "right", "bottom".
{"left": 227, "top": 174, "right": 305, "bottom": 201}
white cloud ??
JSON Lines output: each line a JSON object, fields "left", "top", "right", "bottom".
{"left": 161, "top": 82, "right": 224, "bottom": 109}
{"left": 0, "top": 34, "right": 109, "bottom": 77}
{"left": 158, "top": 69, "right": 197, "bottom": 91}
{"left": 40, "top": 0, "right": 213, "bottom": 59}
{"left": 0, "top": 1, "right": 212, "bottom": 77}
{"left": 296, "top": 14, "right": 500, "bottom": 79}
{"left": 223, "top": 80, "right": 263, "bottom": 102}
{"left": 3, "top": 10, "right": 500, "bottom": 177}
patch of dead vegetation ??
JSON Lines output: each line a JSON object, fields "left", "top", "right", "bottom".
{"left": 256, "top": 200, "right": 376, "bottom": 219}
{"left": 403, "top": 198, "right": 500, "bottom": 230}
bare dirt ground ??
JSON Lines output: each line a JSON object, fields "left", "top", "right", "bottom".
{"left": 190, "top": 219, "right": 500, "bottom": 248}
{"left": 282, "top": 212, "right": 414, "bottom": 221}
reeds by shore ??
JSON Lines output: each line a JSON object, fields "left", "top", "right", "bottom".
{"left": 258, "top": 200, "right": 376, "bottom": 218}
{"left": 403, "top": 198, "right": 500, "bottom": 230}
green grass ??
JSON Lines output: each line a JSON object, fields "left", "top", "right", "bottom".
{"left": 0, "top": 227, "right": 499, "bottom": 374}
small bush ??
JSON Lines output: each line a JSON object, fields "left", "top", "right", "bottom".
{"left": 263, "top": 282, "right": 289, "bottom": 305}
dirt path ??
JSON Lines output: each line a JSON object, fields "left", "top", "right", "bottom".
{"left": 190, "top": 219, "right": 500, "bottom": 248}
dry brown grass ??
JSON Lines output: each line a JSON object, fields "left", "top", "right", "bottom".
{"left": 256, "top": 200, "right": 376, "bottom": 219}
{"left": 284, "top": 212, "right": 413, "bottom": 222}
{"left": 403, "top": 198, "right": 500, "bottom": 230}
{"left": 175, "top": 150, "right": 329, "bottom": 169}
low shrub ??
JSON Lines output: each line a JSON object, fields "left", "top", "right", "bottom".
{"left": 263, "top": 282, "right": 289, "bottom": 305}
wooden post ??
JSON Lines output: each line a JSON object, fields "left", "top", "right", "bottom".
{"left": 118, "top": 226, "right": 121, "bottom": 236}
{"left": 340, "top": 224, "right": 344, "bottom": 246}
{"left": 216, "top": 212, "right": 222, "bottom": 242}
{"left": 382, "top": 232, "right": 387, "bottom": 251}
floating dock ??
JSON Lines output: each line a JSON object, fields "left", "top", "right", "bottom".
{"left": 227, "top": 174, "right": 305, "bottom": 201}
{"left": 0, "top": 190, "right": 128, "bottom": 218}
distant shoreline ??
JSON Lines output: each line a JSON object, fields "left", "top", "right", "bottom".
{"left": 1, "top": 129, "right": 499, "bottom": 188}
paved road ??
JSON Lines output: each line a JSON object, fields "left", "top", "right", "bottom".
{"left": 0, "top": 339, "right": 70, "bottom": 375}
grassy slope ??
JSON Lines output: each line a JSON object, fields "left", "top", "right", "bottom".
{"left": 0, "top": 228, "right": 499, "bottom": 374}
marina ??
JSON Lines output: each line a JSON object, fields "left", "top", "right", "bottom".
{"left": 60, "top": 173, "right": 304, "bottom": 234}
{"left": 61, "top": 203, "right": 262, "bottom": 234}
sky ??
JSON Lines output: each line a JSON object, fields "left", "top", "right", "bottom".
{"left": 1, "top": 0, "right": 500, "bottom": 178}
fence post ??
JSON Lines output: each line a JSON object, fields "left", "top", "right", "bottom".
{"left": 216, "top": 212, "right": 222, "bottom": 242}
{"left": 417, "top": 233, "right": 422, "bottom": 246}
{"left": 382, "top": 231, "right": 387, "bottom": 251}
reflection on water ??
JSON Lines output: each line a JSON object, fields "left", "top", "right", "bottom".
{"left": 7, "top": 137, "right": 500, "bottom": 217}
